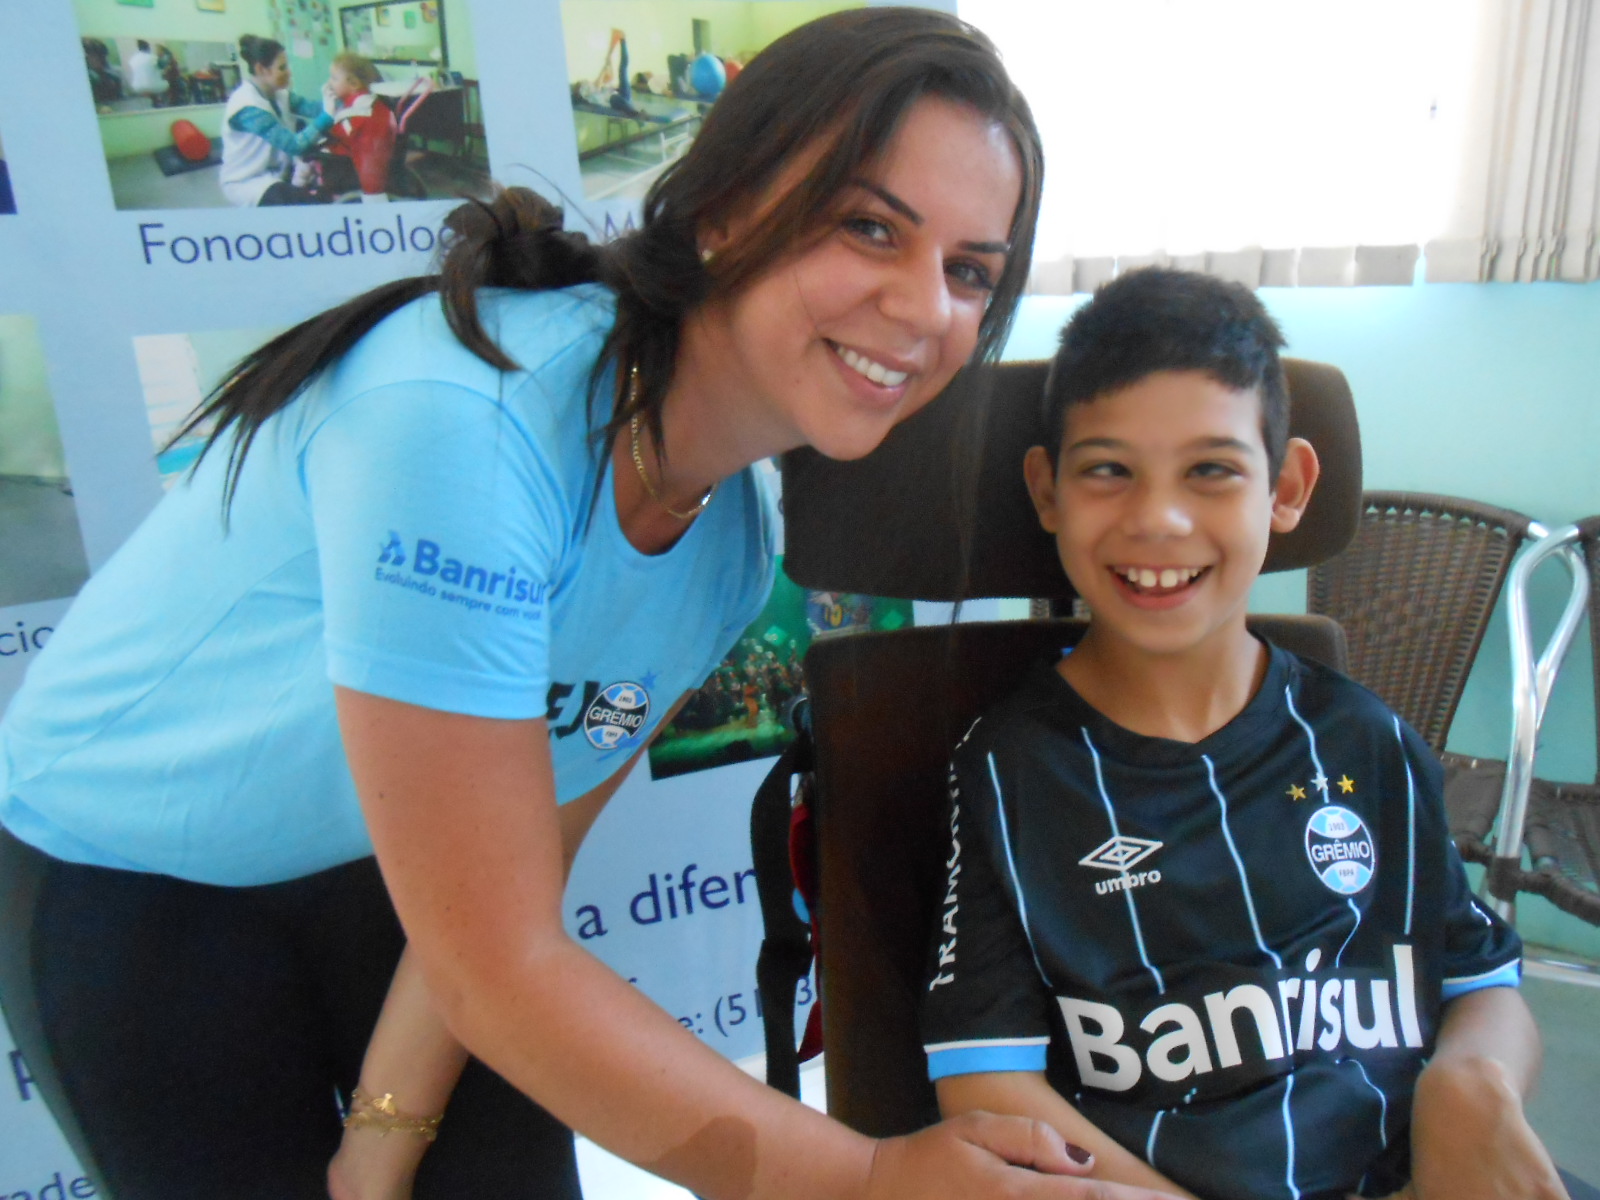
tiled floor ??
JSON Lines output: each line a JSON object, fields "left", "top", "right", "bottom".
{"left": 1522, "top": 959, "right": 1600, "bottom": 1185}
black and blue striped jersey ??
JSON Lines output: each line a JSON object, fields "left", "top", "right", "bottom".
{"left": 921, "top": 643, "right": 1522, "bottom": 1200}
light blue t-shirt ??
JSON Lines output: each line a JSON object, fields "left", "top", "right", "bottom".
{"left": 0, "top": 285, "right": 774, "bottom": 885}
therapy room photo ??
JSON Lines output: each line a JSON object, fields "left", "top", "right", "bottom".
{"left": 0, "top": 316, "right": 89, "bottom": 612}
{"left": 561, "top": 0, "right": 859, "bottom": 202}
{"left": 0, "top": 123, "right": 15, "bottom": 215}
{"left": 132, "top": 324, "right": 283, "bottom": 486}
{"left": 74, "top": 0, "right": 491, "bottom": 210}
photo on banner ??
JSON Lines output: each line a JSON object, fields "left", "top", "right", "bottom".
{"left": 73, "top": 0, "right": 491, "bottom": 210}
{"left": 0, "top": 317, "right": 91, "bottom": 611}
{"left": 561, "top": 0, "right": 863, "bottom": 204}
{"left": 0, "top": 123, "right": 15, "bottom": 215}
{"left": 133, "top": 325, "right": 284, "bottom": 485}
{"left": 648, "top": 559, "right": 912, "bottom": 779}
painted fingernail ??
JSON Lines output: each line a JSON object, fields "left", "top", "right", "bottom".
{"left": 1065, "top": 1143, "right": 1093, "bottom": 1165}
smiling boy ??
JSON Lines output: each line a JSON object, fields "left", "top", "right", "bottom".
{"left": 921, "top": 269, "right": 1567, "bottom": 1200}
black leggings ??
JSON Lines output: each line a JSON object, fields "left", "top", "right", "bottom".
{"left": 0, "top": 826, "right": 580, "bottom": 1200}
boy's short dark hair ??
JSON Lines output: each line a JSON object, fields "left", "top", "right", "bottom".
{"left": 1043, "top": 268, "right": 1290, "bottom": 477}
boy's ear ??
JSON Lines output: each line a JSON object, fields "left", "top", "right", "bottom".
{"left": 1269, "top": 437, "right": 1320, "bottom": 534}
{"left": 1022, "top": 445, "right": 1061, "bottom": 533}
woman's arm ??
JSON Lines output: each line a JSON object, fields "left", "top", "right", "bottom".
{"left": 290, "top": 89, "right": 333, "bottom": 124}
{"left": 327, "top": 704, "right": 682, "bottom": 1200}
{"left": 335, "top": 686, "right": 1183, "bottom": 1200}
{"left": 327, "top": 947, "right": 469, "bottom": 1200}
{"left": 938, "top": 1073, "right": 1197, "bottom": 1198}
{"left": 1407, "top": 987, "right": 1568, "bottom": 1200}
{"left": 228, "top": 103, "right": 331, "bottom": 157}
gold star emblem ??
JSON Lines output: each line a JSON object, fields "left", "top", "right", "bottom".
{"left": 1287, "top": 783, "right": 1307, "bottom": 801}
{"left": 1338, "top": 775, "right": 1356, "bottom": 794}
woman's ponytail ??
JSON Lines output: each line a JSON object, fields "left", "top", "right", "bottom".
{"left": 176, "top": 187, "right": 603, "bottom": 509}
{"left": 436, "top": 188, "right": 601, "bottom": 371}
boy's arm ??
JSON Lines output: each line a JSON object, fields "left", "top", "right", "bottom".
{"left": 1390, "top": 724, "right": 1566, "bottom": 1200}
{"left": 1407, "top": 987, "right": 1568, "bottom": 1200}
{"left": 937, "top": 1072, "right": 1198, "bottom": 1198}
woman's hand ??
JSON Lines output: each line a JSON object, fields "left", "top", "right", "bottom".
{"left": 865, "top": 1113, "right": 1185, "bottom": 1200}
{"left": 327, "top": 1132, "right": 425, "bottom": 1200}
{"left": 322, "top": 79, "right": 341, "bottom": 116}
{"left": 1407, "top": 1055, "right": 1569, "bottom": 1200}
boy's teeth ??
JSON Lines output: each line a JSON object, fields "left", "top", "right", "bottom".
{"left": 1121, "top": 566, "right": 1203, "bottom": 589}
{"left": 836, "top": 344, "right": 909, "bottom": 387}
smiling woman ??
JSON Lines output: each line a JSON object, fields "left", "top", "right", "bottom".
{"left": 0, "top": 11, "right": 1195, "bottom": 1200}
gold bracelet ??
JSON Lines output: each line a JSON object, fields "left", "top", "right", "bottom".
{"left": 343, "top": 1086, "right": 443, "bottom": 1141}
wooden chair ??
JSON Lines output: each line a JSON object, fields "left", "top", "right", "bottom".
{"left": 772, "top": 356, "right": 1362, "bottom": 1134}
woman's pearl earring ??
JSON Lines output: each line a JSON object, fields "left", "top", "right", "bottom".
{"left": 700, "top": 247, "right": 715, "bottom": 264}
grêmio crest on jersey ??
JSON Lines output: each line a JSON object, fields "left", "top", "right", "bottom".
{"left": 1304, "top": 803, "right": 1376, "bottom": 896}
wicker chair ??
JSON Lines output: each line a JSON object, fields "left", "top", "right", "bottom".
{"left": 1306, "top": 491, "right": 1535, "bottom": 756}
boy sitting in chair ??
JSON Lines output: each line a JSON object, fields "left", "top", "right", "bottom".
{"left": 921, "top": 269, "right": 1567, "bottom": 1200}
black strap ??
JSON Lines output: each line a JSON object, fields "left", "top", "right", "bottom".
{"left": 750, "top": 716, "right": 815, "bottom": 1098}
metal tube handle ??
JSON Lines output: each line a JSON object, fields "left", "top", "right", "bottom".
{"left": 1484, "top": 524, "right": 1590, "bottom": 920}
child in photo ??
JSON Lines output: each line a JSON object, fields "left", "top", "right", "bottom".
{"left": 922, "top": 268, "right": 1567, "bottom": 1200}
{"left": 322, "top": 53, "right": 393, "bottom": 201}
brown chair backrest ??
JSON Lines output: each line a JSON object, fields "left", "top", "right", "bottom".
{"left": 782, "top": 357, "right": 1363, "bottom": 599}
{"left": 1306, "top": 492, "right": 1534, "bottom": 753}
{"left": 807, "top": 615, "right": 1346, "bottom": 1135}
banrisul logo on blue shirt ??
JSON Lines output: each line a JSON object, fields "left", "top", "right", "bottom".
{"left": 1304, "top": 804, "right": 1375, "bottom": 895}
{"left": 373, "top": 532, "right": 546, "bottom": 620}
{"left": 583, "top": 681, "right": 651, "bottom": 750}
{"left": 379, "top": 531, "right": 406, "bottom": 566}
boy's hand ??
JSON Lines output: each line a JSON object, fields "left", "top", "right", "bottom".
{"left": 864, "top": 1112, "right": 1186, "bottom": 1200}
{"left": 1408, "top": 1055, "right": 1569, "bottom": 1200}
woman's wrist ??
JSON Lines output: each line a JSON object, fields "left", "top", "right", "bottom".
{"left": 344, "top": 1084, "right": 445, "bottom": 1140}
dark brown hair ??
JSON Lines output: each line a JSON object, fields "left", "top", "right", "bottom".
{"left": 1045, "top": 267, "right": 1291, "bottom": 478}
{"left": 238, "top": 35, "right": 285, "bottom": 73}
{"left": 180, "top": 7, "right": 1042, "bottom": 507}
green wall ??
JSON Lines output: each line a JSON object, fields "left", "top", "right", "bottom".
{"left": 98, "top": 104, "right": 225, "bottom": 159}
{"left": 440, "top": 0, "right": 475, "bottom": 77}
{"left": 73, "top": 0, "right": 273, "bottom": 43}
{"left": 561, "top": 0, "right": 858, "bottom": 86}
{"left": 333, "top": 0, "right": 477, "bottom": 78}
{"left": 0, "top": 315, "right": 69, "bottom": 481}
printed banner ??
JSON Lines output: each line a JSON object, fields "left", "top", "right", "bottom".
{"left": 0, "top": 0, "right": 956, "bottom": 1188}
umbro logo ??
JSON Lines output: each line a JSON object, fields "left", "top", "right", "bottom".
{"left": 1079, "top": 835, "right": 1162, "bottom": 872}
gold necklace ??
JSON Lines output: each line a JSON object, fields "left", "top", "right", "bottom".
{"left": 627, "top": 387, "right": 716, "bottom": 520}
